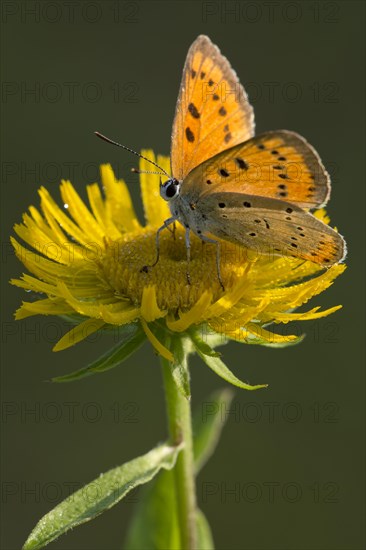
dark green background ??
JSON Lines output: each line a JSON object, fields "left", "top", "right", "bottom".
{"left": 1, "top": 1, "right": 365, "bottom": 549}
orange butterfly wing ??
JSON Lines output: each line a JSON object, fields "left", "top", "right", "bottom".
{"left": 171, "top": 35, "right": 254, "bottom": 180}
{"left": 181, "top": 130, "right": 330, "bottom": 209}
{"left": 194, "top": 191, "right": 345, "bottom": 265}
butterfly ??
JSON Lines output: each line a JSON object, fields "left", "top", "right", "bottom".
{"left": 97, "top": 35, "right": 346, "bottom": 288}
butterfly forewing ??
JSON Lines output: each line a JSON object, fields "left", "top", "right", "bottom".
{"left": 182, "top": 130, "right": 330, "bottom": 209}
{"left": 171, "top": 34, "right": 255, "bottom": 180}
{"left": 196, "top": 192, "right": 345, "bottom": 265}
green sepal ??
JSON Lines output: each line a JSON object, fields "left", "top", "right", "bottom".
{"left": 23, "top": 442, "right": 183, "bottom": 550}
{"left": 51, "top": 323, "right": 146, "bottom": 382}
{"left": 188, "top": 328, "right": 221, "bottom": 357}
{"left": 191, "top": 331, "right": 267, "bottom": 391}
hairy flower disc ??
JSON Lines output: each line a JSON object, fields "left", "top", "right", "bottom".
{"left": 101, "top": 228, "right": 248, "bottom": 310}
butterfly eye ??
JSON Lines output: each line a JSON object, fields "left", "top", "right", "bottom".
{"left": 160, "top": 179, "right": 180, "bottom": 201}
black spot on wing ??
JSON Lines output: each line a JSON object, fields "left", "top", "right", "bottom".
{"left": 188, "top": 102, "right": 200, "bottom": 119}
{"left": 185, "top": 127, "right": 195, "bottom": 142}
{"left": 235, "top": 157, "right": 248, "bottom": 170}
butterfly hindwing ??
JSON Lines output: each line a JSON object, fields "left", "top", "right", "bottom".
{"left": 196, "top": 192, "right": 345, "bottom": 265}
{"left": 181, "top": 130, "right": 330, "bottom": 209}
{"left": 171, "top": 34, "right": 255, "bottom": 180}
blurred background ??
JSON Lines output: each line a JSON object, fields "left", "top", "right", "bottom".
{"left": 1, "top": 1, "right": 365, "bottom": 549}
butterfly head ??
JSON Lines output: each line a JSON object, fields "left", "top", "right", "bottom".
{"left": 160, "top": 178, "right": 181, "bottom": 201}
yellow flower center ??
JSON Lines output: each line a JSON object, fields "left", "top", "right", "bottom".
{"left": 100, "top": 225, "right": 249, "bottom": 310}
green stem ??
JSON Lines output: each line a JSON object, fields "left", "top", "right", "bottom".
{"left": 160, "top": 335, "right": 197, "bottom": 550}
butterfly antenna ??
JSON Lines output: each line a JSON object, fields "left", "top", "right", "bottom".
{"left": 131, "top": 168, "right": 166, "bottom": 176}
{"left": 94, "top": 131, "right": 170, "bottom": 178}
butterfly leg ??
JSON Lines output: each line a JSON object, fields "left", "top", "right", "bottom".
{"left": 197, "top": 234, "right": 224, "bottom": 291}
{"left": 185, "top": 226, "right": 191, "bottom": 285}
{"left": 166, "top": 221, "right": 177, "bottom": 240}
{"left": 140, "top": 216, "right": 177, "bottom": 273}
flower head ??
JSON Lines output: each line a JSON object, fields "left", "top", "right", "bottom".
{"left": 11, "top": 151, "right": 346, "bottom": 374}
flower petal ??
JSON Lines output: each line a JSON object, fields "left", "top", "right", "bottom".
{"left": 141, "top": 286, "right": 167, "bottom": 322}
{"left": 205, "top": 273, "right": 251, "bottom": 318}
{"left": 257, "top": 264, "right": 346, "bottom": 310}
{"left": 86, "top": 183, "right": 122, "bottom": 240}
{"left": 53, "top": 318, "right": 105, "bottom": 351}
{"left": 15, "top": 298, "right": 74, "bottom": 320}
{"left": 246, "top": 323, "right": 299, "bottom": 344}
{"left": 206, "top": 321, "right": 249, "bottom": 342}
{"left": 14, "top": 215, "right": 84, "bottom": 265}
{"left": 141, "top": 319, "right": 173, "bottom": 361}
{"left": 11, "top": 272, "right": 59, "bottom": 296}
{"left": 139, "top": 150, "right": 171, "bottom": 226}
{"left": 57, "top": 281, "right": 140, "bottom": 325}
{"left": 39, "top": 186, "right": 91, "bottom": 247}
{"left": 98, "top": 304, "right": 140, "bottom": 325}
{"left": 262, "top": 305, "right": 342, "bottom": 324}
{"left": 166, "top": 291, "right": 213, "bottom": 332}
{"left": 100, "top": 164, "right": 141, "bottom": 232}
{"left": 60, "top": 181, "right": 105, "bottom": 244}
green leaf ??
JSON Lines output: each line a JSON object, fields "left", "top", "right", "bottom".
{"left": 124, "top": 469, "right": 180, "bottom": 550}
{"left": 51, "top": 323, "right": 146, "bottom": 382}
{"left": 23, "top": 443, "right": 183, "bottom": 550}
{"left": 196, "top": 509, "right": 215, "bottom": 549}
{"left": 124, "top": 474, "right": 215, "bottom": 550}
{"left": 191, "top": 332, "right": 268, "bottom": 391}
{"left": 193, "top": 388, "right": 234, "bottom": 473}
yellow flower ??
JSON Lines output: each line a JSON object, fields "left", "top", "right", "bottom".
{"left": 11, "top": 151, "right": 346, "bottom": 378}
